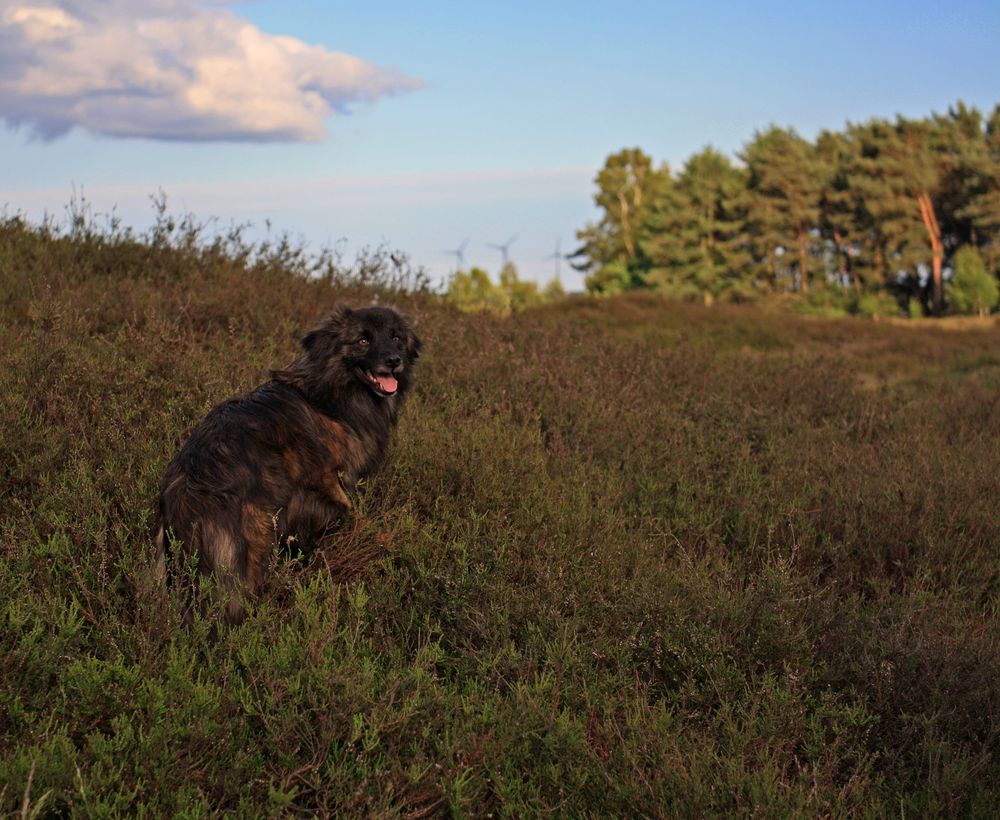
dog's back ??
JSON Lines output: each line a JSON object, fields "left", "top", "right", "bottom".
{"left": 155, "top": 305, "right": 420, "bottom": 624}
{"left": 157, "top": 381, "right": 363, "bottom": 622}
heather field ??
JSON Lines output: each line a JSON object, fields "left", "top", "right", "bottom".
{"left": 2, "top": 216, "right": 999, "bottom": 816}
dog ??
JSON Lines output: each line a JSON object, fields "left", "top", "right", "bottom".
{"left": 154, "top": 304, "right": 421, "bottom": 624}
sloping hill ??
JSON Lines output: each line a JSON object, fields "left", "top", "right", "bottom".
{"left": 2, "top": 216, "right": 999, "bottom": 815}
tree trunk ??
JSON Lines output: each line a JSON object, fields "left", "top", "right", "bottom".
{"left": 930, "top": 252, "right": 943, "bottom": 314}
{"left": 617, "top": 191, "right": 634, "bottom": 260}
{"left": 618, "top": 166, "right": 646, "bottom": 264}
{"left": 917, "top": 191, "right": 943, "bottom": 314}
{"left": 798, "top": 229, "right": 809, "bottom": 293}
{"left": 833, "top": 229, "right": 857, "bottom": 289}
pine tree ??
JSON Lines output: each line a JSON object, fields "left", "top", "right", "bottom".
{"left": 933, "top": 102, "right": 985, "bottom": 251}
{"left": 642, "top": 147, "right": 751, "bottom": 300}
{"left": 816, "top": 129, "right": 868, "bottom": 290}
{"left": 842, "top": 120, "right": 911, "bottom": 292}
{"left": 845, "top": 116, "right": 955, "bottom": 313}
{"left": 742, "top": 127, "right": 823, "bottom": 292}
{"left": 958, "top": 104, "right": 1000, "bottom": 273}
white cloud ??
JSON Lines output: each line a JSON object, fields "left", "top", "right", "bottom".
{"left": 0, "top": 0, "right": 422, "bottom": 141}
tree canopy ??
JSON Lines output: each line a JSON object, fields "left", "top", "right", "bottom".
{"left": 574, "top": 101, "right": 1000, "bottom": 315}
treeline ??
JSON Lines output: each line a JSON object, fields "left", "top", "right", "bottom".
{"left": 573, "top": 101, "right": 1000, "bottom": 316}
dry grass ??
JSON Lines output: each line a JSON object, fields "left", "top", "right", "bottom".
{"left": 1, "top": 213, "right": 999, "bottom": 815}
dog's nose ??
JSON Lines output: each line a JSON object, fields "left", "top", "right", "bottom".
{"left": 386, "top": 354, "right": 402, "bottom": 370}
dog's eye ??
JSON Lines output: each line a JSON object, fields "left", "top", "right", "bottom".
{"left": 392, "top": 335, "right": 401, "bottom": 344}
{"left": 358, "top": 337, "right": 369, "bottom": 346}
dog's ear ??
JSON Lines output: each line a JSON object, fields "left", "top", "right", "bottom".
{"left": 300, "top": 328, "right": 322, "bottom": 353}
{"left": 329, "top": 303, "right": 354, "bottom": 325}
{"left": 302, "top": 305, "right": 354, "bottom": 353}
{"left": 407, "top": 327, "right": 423, "bottom": 360}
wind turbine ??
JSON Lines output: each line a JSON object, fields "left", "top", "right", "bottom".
{"left": 543, "top": 238, "right": 565, "bottom": 279}
{"left": 443, "top": 238, "right": 469, "bottom": 272}
{"left": 486, "top": 234, "right": 517, "bottom": 268}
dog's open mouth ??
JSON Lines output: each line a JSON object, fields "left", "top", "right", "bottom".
{"left": 363, "top": 370, "right": 398, "bottom": 396}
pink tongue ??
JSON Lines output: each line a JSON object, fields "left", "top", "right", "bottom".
{"left": 375, "top": 374, "right": 398, "bottom": 394}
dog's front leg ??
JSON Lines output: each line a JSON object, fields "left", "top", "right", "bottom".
{"left": 337, "top": 469, "right": 358, "bottom": 496}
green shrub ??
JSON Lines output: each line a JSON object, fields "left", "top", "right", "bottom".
{"left": 584, "top": 260, "right": 636, "bottom": 294}
{"left": 445, "top": 266, "right": 510, "bottom": 314}
{"left": 854, "top": 289, "right": 900, "bottom": 318}
{"left": 446, "top": 263, "right": 563, "bottom": 314}
{"left": 948, "top": 245, "right": 998, "bottom": 317}
{"left": 789, "top": 286, "right": 852, "bottom": 318}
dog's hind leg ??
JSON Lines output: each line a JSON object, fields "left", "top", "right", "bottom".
{"left": 198, "top": 520, "right": 250, "bottom": 625}
{"left": 152, "top": 524, "right": 168, "bottom": 585}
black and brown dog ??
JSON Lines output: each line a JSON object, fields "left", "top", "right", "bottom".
{"left": 154, "top": 304, "right": 421, "bottom": 623}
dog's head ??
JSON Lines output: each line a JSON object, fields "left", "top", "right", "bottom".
{"left": 293, "top": 304, "right": 422, "bottom": 400}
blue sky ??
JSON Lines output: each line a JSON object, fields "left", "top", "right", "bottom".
{"left": 3, "top": 0, "right": 999, "bottom": 290}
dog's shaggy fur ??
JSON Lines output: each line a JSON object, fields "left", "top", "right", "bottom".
{"left": 154, "top": 304, "right": 421, "bottom": 623}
